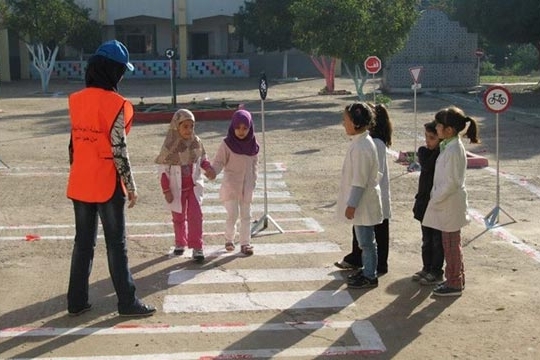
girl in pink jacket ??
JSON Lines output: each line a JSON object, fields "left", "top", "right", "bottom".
{"left": 212, "top": 109, "right": 259, "bottom": 255}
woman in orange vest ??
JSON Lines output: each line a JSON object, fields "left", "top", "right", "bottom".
{"left": 66, "top": 40, "right": 155, "bottom": 317}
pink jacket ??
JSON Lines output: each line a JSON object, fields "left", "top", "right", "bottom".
{"left": 211, "top": 141, "right": 258, "bottom": 203}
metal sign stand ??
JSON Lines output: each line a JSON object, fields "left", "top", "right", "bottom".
{"left": 407, "top": 67, "right": 423, "bottom": 172}
{"left": 483, "top": 85, "right": 516, "bottom": 228}
{"left": 251, "top": 72, "right": 284, "bottom": 235}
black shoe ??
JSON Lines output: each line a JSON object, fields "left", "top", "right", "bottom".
{"left": 334, "top": 260, "right": 360, "bottom": 270}
{"left": 68, "top": 303, "right": 92, "bottom": 317}
{"left": 173, "top": 247, "right": 185, "bottom": 256}
{"left": 119, "top": 300, "right": 156, "bottom": 317}
{"left": 348, "top": 275, "right": 378, "bottom": 289}
{"left": 377, "top": 268, "right": 388, "bottom": 275}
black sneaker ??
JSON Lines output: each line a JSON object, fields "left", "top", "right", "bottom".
{"left": 173, "top": 247, "right": 185, "bottom": 256}
{"left": 68, "top": 303, "right": 92, "bottom": 317}
{"left": 432, "top": 285, "right": 462, "bottom": 297}
{"left": 192, "top": 249, "right": 205, "bottom": 263}
{"left": 334, "top": 260, "right": 359, "bottom": 270}
{"left": 412, "top": 270, "right": 429, "bottom": 281}
{"left": 419, "top": 273, "right": 444, "bottom": 285}
{"left": 348, "top": 275, "right": 378, "bottom": 289}
{"left": 118, "top": 300, "right": 156, "bottom": 317}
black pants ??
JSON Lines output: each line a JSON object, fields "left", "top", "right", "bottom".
{"left": 67, "top": 184, "right": 138, "bottom": 313}
{"left": 343, "top": 219, "right": 389, "bottom": 273}
{"left": 421, "top": 225, "right": 444, "bottom": 276}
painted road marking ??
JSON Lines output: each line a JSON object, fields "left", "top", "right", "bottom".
{"left": 0, "top": 218, "right": 324, "bottom": 241}
{"left": 170, "top": 242, "right": 340, "bottom": 258}
{"left": 1, "top": 321, "right": 385, "bottom": 358}
{"left": 469, "top": 208, "right": 540, "bottom": 263}
{"left": 205, "top": 190, "right": 291, "bottom": 199}
{"left": 0, "top": 320, "right": 374, "bottom": 337}
{"left": 168, "top": 267, "right": 344, "bottom": 285}
{"left": 163, "top": 290, "right": 355, "bottom": 313}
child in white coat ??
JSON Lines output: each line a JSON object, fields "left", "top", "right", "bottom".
{"left": 423, "top": 106, "right": 480, "bottom": 296}
{"left": 155, "top": 109, "right": 215, "bottom": 263}
{"left": 211, "top": 109, "right": 259, "bottom": 255}
{"left": 337, "top": 102, "right": 383, "bottom": 289}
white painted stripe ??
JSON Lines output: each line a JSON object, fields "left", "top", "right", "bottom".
{"left": 204, "top": 203, "right": 300, "bottom": 213}
{"left": 163, "top": 290, "right": 355, "bottom": 313}
{"left": 469, "top": 209, "right": 540, "bottom": 263}
{"left": 0, "top": 320, "right": 365, "bottom": 337}
{"left": 7, "top": 346, "right": 384, "bottom": 359}
{"left": 205, "top": 179, "right": 287, "bottom": 190}
{"left": 0, "top": 217, "right": 320, "bottom": 231}
{"left": 205, "top": 190, "right": 291, "bottom": 199}
{"left": 168, "top": 268, "right": 344, "bottom": 285}
{"left": 170, "top": 242, "right": 340, "bottom": 258}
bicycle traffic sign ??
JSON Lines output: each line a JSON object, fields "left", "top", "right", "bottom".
{"left": 483, "top": 85, "right": 511, "bottom": 113}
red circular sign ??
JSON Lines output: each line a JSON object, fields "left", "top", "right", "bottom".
{"left": 475, "top": 49, "right": 484, "bottom": 57}
{"left": 483, "top": 85, "right": 511, "bottom": 113}
{"left": 364, "top": 56, "right": 382, "bottom": 74}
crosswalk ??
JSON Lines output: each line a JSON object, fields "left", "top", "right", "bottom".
{"left": 0, "top": 162, "right": 387, "bottom": 358}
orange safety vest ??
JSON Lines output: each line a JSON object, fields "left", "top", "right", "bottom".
{"left": 66, "top": 88, "right": 134, "bottom": 202}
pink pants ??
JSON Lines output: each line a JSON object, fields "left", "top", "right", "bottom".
{"left": 172, "top": 189, "right": 203, "bottom": 250}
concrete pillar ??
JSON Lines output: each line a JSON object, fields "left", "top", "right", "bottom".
{"left": 177, "top": 0, "right": 188, "bottom": 79}
{"left": 0, "top": 29, "right": 10, "bottom": 82}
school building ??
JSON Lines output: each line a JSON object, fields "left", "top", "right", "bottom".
{"left": 1, "top": 4, "right": 477, "bottom": 90}
{"left": 0, "top": 0, "right": 320, "bottom": 82}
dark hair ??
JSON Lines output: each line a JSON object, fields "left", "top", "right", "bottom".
{"left": 345, "top": 102, "right": 375, "bottom": 130}
{"left": 434, "top": 106, "right": 480, "bottom": 143}
{"left": 424, "top": 120, "right": 437, "bottom": 134}
{"left": 85, "top": 54, "right": 127, "bottom": 91}
{"left": 368, "top": 103, "right": 393, "bottom": 147}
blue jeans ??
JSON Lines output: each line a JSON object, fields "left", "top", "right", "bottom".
{"left": 67, "top": 184, "right": 137, "bottom": 312}
{"left": 354, "top": 225, "right": 377, "bottom": 279}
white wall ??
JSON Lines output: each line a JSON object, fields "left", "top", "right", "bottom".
{"left": 76, "top": 0, "right": 246, "bottom": 23}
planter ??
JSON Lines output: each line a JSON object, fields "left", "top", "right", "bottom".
{"left": 133, "top": 103, "right": 239, "bottom": 123}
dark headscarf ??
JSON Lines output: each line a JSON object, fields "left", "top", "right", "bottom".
{"left": 85, "top": 55, "right": 126, "bottom": 91}
{"left": 224, "top": 109, "right": 259, "bottom": 156}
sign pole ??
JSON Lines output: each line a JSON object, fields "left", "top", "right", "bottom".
{"left": 252, "top": 72, "right": 284, "bottom": 236}
{"left": 364, "top": 56, "right": 381, "bottom": 103}
{"left": 483, "top": 85, "right": 516, "bottom": 228}
{"left": 407, "top": 67, "right": 423, "bottom": 172}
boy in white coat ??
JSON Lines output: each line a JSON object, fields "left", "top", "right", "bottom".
{"left": 337, "top": 102, "right": 383, "bottom": 289}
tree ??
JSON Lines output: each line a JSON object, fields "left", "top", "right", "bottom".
{"left": 234, "top": 0, "right": 295, "bottom": 78}
{"left": 0, "top": 0, "right": 97, "bottom": 92}
{"left": 448, "top": 0, "right": 540, "bottom": 70}
{"left": 290, "top": 0, "right": 418, "bottom": 97}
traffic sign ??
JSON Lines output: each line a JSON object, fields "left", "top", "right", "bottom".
{"left": 409, "top": 66, "right": 423, "bottom": 84}
{"left": 483, "top": 85, "right": 511, "bottom": 113}
{"left": 475, "top": 49, "right": 484, "bottom": 58}
{"left": 364, "top": 56, "right": 382, "bottom": 74}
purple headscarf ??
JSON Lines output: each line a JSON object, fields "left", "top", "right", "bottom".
{"left": 224, "top": 109, "right": 259, "bottom": 156}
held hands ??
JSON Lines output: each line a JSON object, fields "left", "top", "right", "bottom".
{"left": 205, "top": 167, "right": 216, "bottom": 180}
{"left": 163, "top": 189, "right": 174, "bottom": 203}
{"left": 345, "top": 206, "right": 356, "bottom": 220}
{"left": 128, "top": 191, "right": 138, "bottom": 208}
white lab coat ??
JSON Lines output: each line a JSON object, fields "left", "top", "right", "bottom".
{"left": 158, "top": 159, "right": 205, "bottom": 213}
{"left": 422, "top": 137, "right": 470, "bottom": 232}
{"left": 374, "top": 138, "right": 391, "bottom": 219}
{"left": 336, "top": 132, "right": 383, "bottom": 226}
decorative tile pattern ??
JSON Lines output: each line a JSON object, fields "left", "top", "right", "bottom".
{"left": 383, "top": 9, "right": 478, "bottom": 90}
{"left": 31, "top": 59, "right": 249, "bottom": 79}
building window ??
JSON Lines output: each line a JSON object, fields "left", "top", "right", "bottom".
{"left": 116, "top": 25, "right": 155, "bottom": 55}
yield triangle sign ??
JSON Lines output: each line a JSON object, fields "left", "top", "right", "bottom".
{"left": 409, "top": 66, "right": 422, "bottom": 83}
